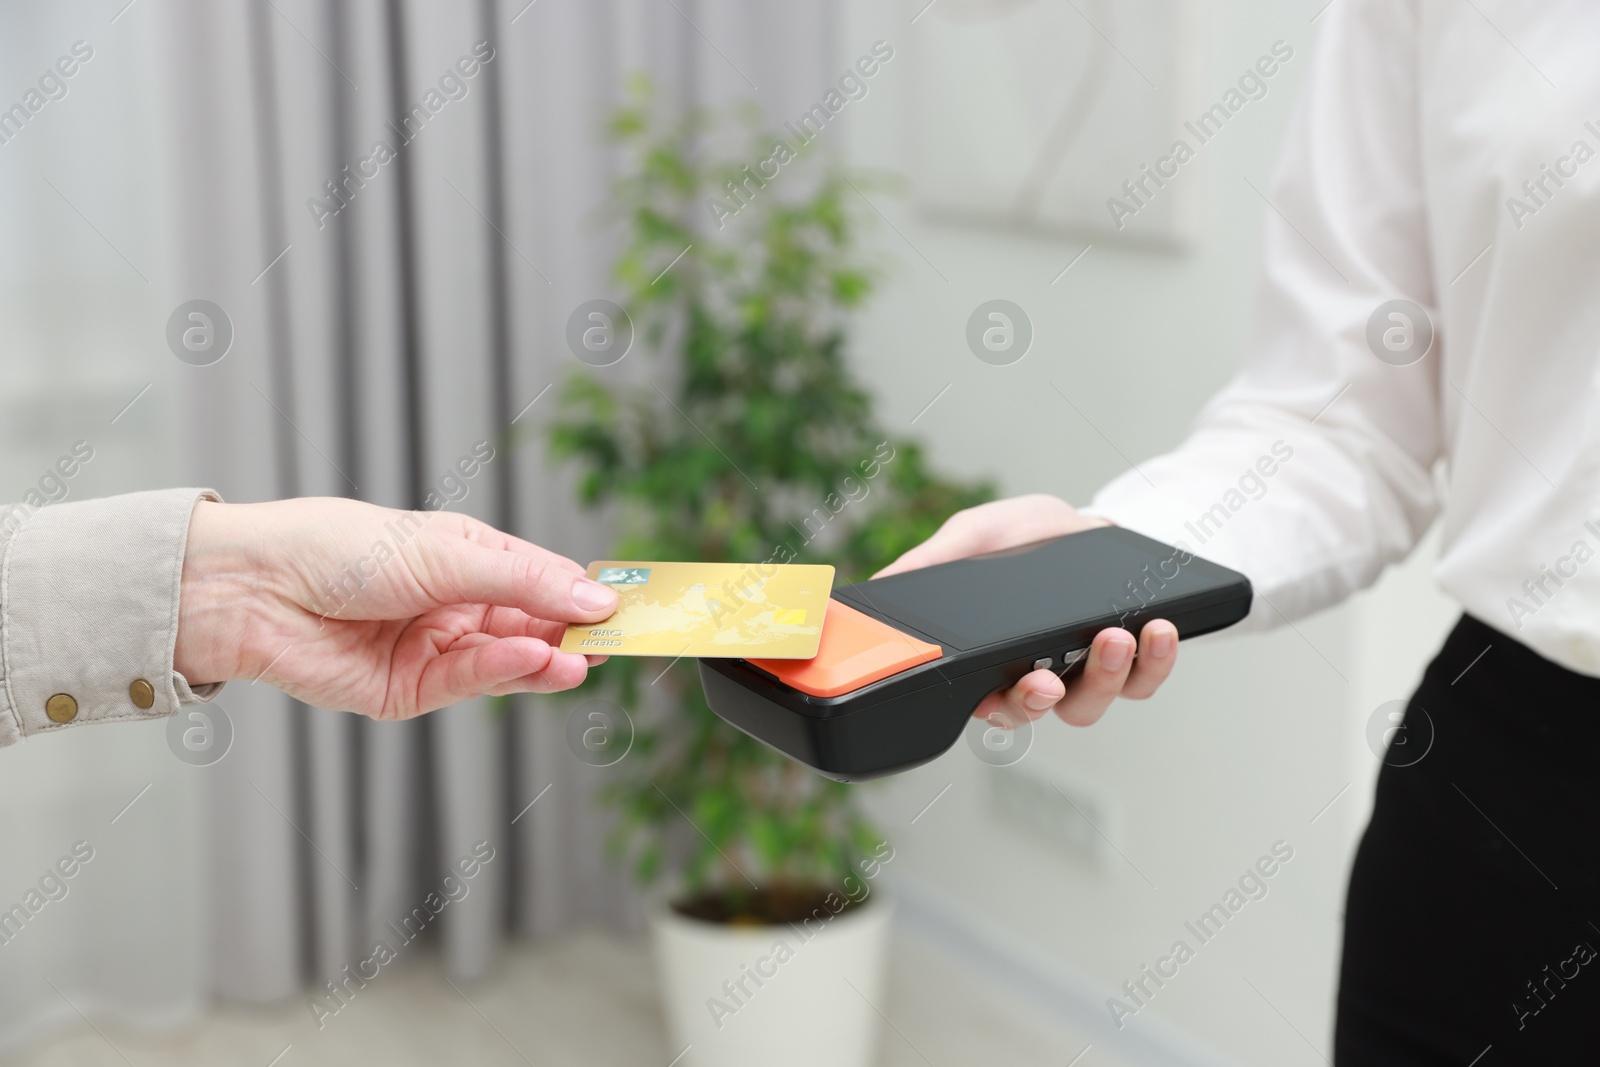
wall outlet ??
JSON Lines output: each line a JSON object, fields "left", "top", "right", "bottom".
{"left": 986, "top": 764, "right": 1113, "bottom": 868}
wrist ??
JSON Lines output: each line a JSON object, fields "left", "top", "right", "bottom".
{"left": 174, "top": 500, "right": 276, "bottom": 685}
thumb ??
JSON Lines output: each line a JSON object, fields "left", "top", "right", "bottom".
{"left": 416, "top": 535, "right": 618, "bottom": 623}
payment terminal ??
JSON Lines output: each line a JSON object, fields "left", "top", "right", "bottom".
{"left": 699, "top": 526, "right": 1252, "bottom": 781}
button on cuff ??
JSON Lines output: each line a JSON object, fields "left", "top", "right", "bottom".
{"left": 45, "top": 693, "right": 77, "bottom": 723}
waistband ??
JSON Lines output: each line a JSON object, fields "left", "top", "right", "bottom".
{"left": 1437, "top": 612, "right": 1600, "bottom": 710}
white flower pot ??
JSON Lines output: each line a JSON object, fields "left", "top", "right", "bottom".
{"left": 651, "top": 890, "right": 893, "bottom": 1067}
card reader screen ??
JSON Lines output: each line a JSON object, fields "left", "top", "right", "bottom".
{"left": 840, "top": 527, "right": 1229, "bottom": 651}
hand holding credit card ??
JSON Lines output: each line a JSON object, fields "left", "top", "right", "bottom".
{"left": 558, "top": 561, "right": 835, "bottom": 659}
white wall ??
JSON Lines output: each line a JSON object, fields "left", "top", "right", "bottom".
{"left": 835, "top": 2, "right": 1459, "bottom": 1063}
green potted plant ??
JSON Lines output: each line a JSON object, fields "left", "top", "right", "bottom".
{"left": 549, "top": 80, "right": 991, "bottom": 1067}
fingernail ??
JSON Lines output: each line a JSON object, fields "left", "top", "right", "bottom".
{"left": 1151, "top": 627, "right": 1176, "bottom": 658}
{"left": 572, "top": 579, "right": 617, "bottom": 612}
{"left": 1024, "top": 689, "right": 1057, "bottom": 712}
{"left": 1100, "top": 636, "right": 1133, "bottom": 673}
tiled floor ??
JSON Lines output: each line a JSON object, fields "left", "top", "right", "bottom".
{"left": 9, "top": 928, "right": 1116, "bottom": 1067}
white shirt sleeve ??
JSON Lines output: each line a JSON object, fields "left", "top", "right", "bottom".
{"left": 1086, "top": 0, "right": 1442, "bottom": 629}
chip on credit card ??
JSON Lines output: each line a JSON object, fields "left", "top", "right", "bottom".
{"left": 558, "top": 561, "right": 835, "bottom": 659}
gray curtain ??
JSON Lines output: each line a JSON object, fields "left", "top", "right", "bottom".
{"left": 158, "top": 0, "right": 837, "bottom": 1001}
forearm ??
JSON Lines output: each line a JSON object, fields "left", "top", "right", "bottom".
{"left": 1086, "top": 405, "right": 1437, "bottom": 627}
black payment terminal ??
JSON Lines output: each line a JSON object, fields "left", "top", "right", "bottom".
{"left": 698, "top": 526, "right": 1253, "bottom": 782}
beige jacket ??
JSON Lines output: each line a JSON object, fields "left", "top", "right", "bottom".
{"left": 0, "top": 488, "right": 224, "bottom": 746}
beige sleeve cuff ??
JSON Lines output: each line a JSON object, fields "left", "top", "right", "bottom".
{"left": 0, "top": 488, "right": 225, "bottom": 746}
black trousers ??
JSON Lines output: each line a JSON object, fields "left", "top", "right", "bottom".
{"left": 1336, "top": 614, "right": 1600, "bottom": 1064}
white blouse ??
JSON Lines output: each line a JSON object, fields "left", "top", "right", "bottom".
{"left": 1088, "top": 0, "right": 1600, "bottom": 676}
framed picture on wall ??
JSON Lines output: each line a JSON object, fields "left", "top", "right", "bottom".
{"left": 912, "top": 0, "right": 1206, "bottom": 247}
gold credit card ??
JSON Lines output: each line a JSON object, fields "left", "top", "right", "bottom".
{"left": 559, "top": 561, "right": 835, "bottom": 659}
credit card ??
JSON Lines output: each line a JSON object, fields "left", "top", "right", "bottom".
{"left": 559, "top": 561, "right": 835, "bottom": 659}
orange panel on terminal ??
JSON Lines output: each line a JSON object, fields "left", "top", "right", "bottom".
{"left": 749, "top": 599, "right": 943, "bottom": 698}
